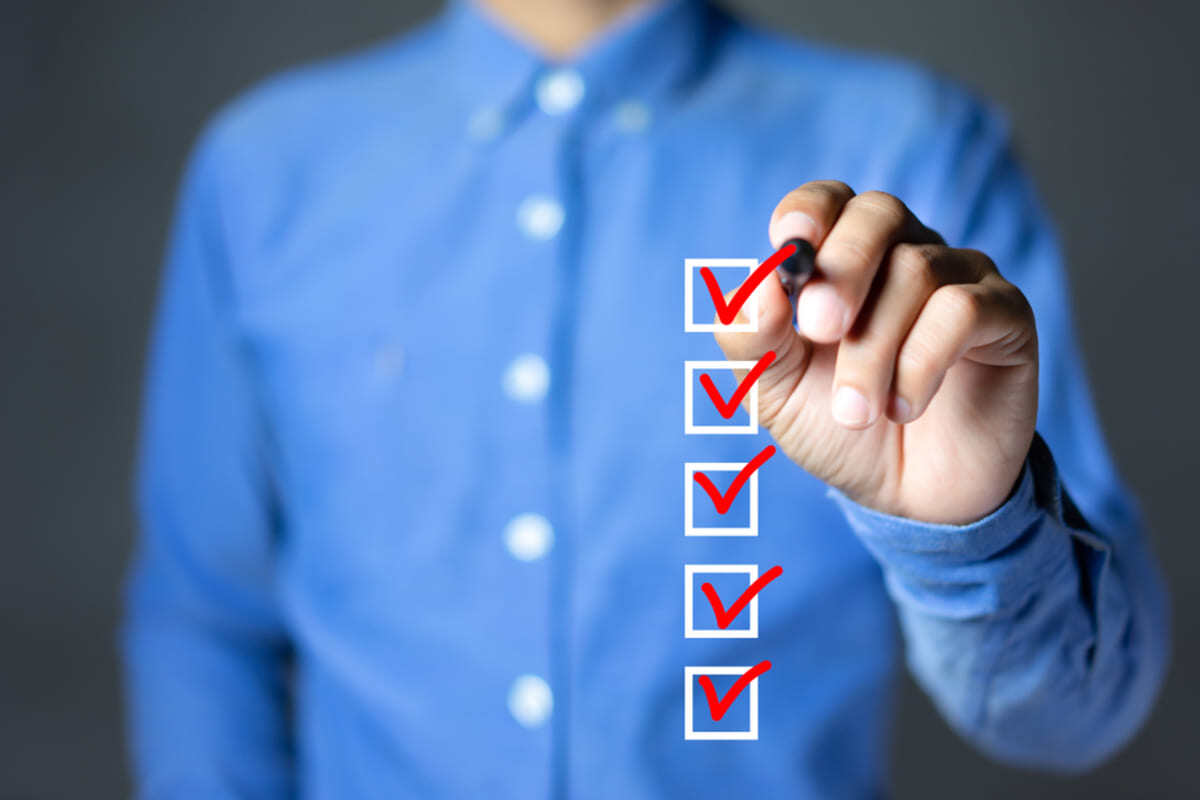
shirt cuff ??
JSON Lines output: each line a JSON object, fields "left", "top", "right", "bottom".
{"left": 827, "top": 458, "right": 1042, "bottom": 569}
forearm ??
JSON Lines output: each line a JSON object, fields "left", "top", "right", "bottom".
{"left": 832, "top": 436, "right": 1169, "bottom": 770}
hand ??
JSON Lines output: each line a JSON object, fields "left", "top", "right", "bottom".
{"left": 715, "top": 181, "right": 1038, "bottom": 525}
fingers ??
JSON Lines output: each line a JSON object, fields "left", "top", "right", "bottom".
{"left": 830, "top": 246, "right": 1019, "bottom": 428}
{"left": 829, "top": 244, "right": 957, "bottom": 427}
{"left": 712, "top": 270, "right": 813, "bottom": 423}
{"left": 770, "top": 184, "right": 944, "bottom": 345}
{"left": 809, "top": 191, "right": 944, "bottom": 343}
{"left": 712, "top": 268, "right": 795, "bottom": 360}
{"left": 762, "top": 182, "right": 1033, "bottom": 431}
{"left": 891, "top": 272, "right": 1036, "bottom": 423}
{"left": 768, "top": 180, "right": 856, "bottom": 250}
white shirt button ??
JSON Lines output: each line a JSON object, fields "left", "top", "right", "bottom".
{"left": 508, "top": 674, "right": 553, "bottom": 728}
{"left": 467, "top": 107, "right": 504, "bottom": 141}
{"left": 614, "top": 100, "right": 651, "bottom": 133}
{"left": 535, "top": 68, "right": 585, "bottom": 115}
{"left": 502, "top": 354, "right": 550, "bottom": 403}
{"left": 504, "top": 513, "right": 554, "bottom": 561}
{"left": 516, "top": 195, "right": 564, "bottom": 241}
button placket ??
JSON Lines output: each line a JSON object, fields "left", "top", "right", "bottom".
{"left": 535, "top": 68, "right": 585, "bottom": 115}
{"left": 496, "top": 74, "right": 582, "bottom": 742}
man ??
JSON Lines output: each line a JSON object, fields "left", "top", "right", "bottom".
{"left": 123, "top": 0, "right": 1169, "bottom": 796}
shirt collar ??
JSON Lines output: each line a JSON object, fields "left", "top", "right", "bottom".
{"left": 443, "top": 0, "right": 712, "bottom": 116}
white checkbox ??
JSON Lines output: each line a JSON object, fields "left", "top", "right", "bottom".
{"left": 684, "top": 461, "right": 758, "bottom": 537}
{"left": 684, "top": 360, "right": 760, "bottom": 435}
{"left": 684, "top": 666, "right": 760, "bottom": 740}
{"left": 684, "top": 258, "right": 760, "bottom": 333}
{"left": 684, "top": 564, "right": 759, "bottom": 639}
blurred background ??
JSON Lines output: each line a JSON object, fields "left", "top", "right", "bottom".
{"left": 2, "top": 0, "right": 1197, "bottom": 797}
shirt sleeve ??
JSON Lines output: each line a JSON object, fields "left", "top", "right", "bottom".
{"left": 121, "top": 127, "right": 294, "bottom": 798}
{"left": 832, "top": 93, "right": 1170, "bottom": 771}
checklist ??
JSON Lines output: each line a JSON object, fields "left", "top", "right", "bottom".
{"left": 681, "top": 249, "right": 792, "bottom": 742}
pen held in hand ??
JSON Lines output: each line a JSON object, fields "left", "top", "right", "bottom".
{"left": 775, "top": 237, "right": 816, "bottom": 317}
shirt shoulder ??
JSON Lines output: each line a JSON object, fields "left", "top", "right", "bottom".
{"left": 698, "top": 13, "right": 1016, "bottom": 232}
{"left": 178, "top": 14, "right": 456, "bottom": 277}
{"left": 195, "top": 14, "right": 450, "bottom": 178}
{"left": 717, "top": 16, "right": 1007, "bottom": 142}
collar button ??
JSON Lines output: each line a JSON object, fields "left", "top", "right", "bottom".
{"left": 535, "top": 68, "right": 585, "bottom": 115}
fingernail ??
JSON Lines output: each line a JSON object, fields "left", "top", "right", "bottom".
{"left": 769, "top": 210, "right": 820, "bottom": 249}
{"left": 833, "top": 385, "right": 871, "bottom": 427}
{"left": 890, "top": 395, "right": 912, "bottom": 423}
{"left": 798, "top": 284, "right": 849, "bottom": 341}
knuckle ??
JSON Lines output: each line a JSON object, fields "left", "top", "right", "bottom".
{"left": 849, "top": 190, "right": 908, "bottom": 227}
{"left": 936, "top": 284, "right": 983, "bottom": 326}
{"left": 993, "top": 278, "right": 1026, "bottom": 306}
{"left": 890, "top": 244, "right": 941, "bottom": 292}
{"left": 964, "top": 248, "right": 999, "bottom": 276}
{"left": 844, "top": 345, "right": 895, "bottom": 387}
{"left": 806, "top": 179, "right": 855, "bottom": 200}
{"left": 998, "top": 282, "right": 1036, "bottom": 328}
{"left": 784, "top": 181, "right": 854, "bottom": 214}
{"left": 954, "top": 247, "right": 1000, "bottom": 283}
{"left": 1012, "top": 286, "right": 1035, "bottom": 321}
{"left": 896, "top": 344, "right": 936, "bottom": 385}
{"left": 897, "top": 347, "right": 931, "bottom": 381}
{"left": 821, "top": 235, "right": 875, "bottom": 271}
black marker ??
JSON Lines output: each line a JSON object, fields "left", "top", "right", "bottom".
{"left": 776, "top": 237, "right": 816, "bottom": 313}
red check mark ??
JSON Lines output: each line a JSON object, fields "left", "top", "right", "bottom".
{"left": 699, "top": 242, "right": 797, "bottom": 325}
{"left": 697, "top": 660, "right": 772, "bottom": 721}
{"left": 701, "top": 565, "right": 783, "bottom": 629}
{"left": 693, "top": 445, "right": 775, "bottom": 514}
{"left": 699, "top": 351, "right": 776, "bottom": 419}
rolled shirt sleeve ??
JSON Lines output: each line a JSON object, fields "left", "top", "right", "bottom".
{"left": 829, "top": 94, "right": 1170, "bottom": 770}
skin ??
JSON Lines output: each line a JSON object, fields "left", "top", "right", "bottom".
{"left": 479, "top": 0, "right": 646, "bottom": 58}
{"left": 717, "top": 186, "right": 1037, "bottom": 525}
{"left": 482, "top": 1, "right": 1040, "bottom": 525}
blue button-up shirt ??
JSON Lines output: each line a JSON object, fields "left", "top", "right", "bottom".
{"left": 123, "top": 1, "right": 1169, "bottom": 797}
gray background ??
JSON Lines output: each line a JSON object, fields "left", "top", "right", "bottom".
{"left": 2, "top": 0, "right": 1197, "bottom": 797}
